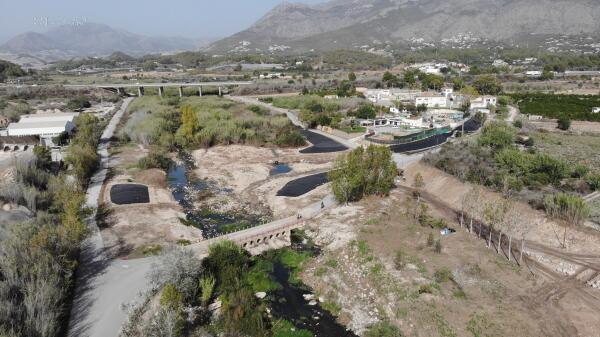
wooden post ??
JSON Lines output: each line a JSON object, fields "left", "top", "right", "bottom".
{"left": 488, "top": 226, "right": 492, "bottom": 248}
{"left": 519, "top": 240, "right": 524, "bottom": 264}
{"left": 478, "top": 223, "right": 482, "bottom": 238}
{"left": 508, "top": 236, "right": 512, "bottom": 261}
{"left": 498, "top": 231, "right": 502, "bottom": 254}
{"left": 460, "top": 213, "right": 464, "bottom": 228}
{"left": 469, "top": 218, "right": 473, "bottom": 233}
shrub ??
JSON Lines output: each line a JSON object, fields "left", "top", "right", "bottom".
{"left": 434, "top": 267, "right": 453, "bottom": 283}
{"left": 393, "top": 250, "right": 405, "bottom": 270}
{"left": 138, "top": 151, "right": 172, "bottom": 171}
{"left": 274, "top": 130, "right": 307, "bottom": 147}
{"left": 427, "top": 232, "right": 435, "bottom": 246}
{"left": 434, "top": 239, "right": 443, "bottom": 253}
{"left": 478, "top": 122, "right": 515, "bottom": 149}
{"left": 66, "top": 96, "right": 91, "bottom": 110}
{"left": 588, "top": 174, "right": 600, "bottom": 191}
{"left": 557, "top": 118, "right": 571, "bottom": 131}
{"left": 160, "top": 284, "right": 183, "bottom": 310}
{"left": 512, "top": 119, "right": 523, "bottom": 128}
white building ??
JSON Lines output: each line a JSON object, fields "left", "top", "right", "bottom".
{"left": 592, "top": 107, "right": 600, "bottom": 114}
{"left": 7, "top": 113, "right": 78, "bottom": 141}
{"left": 525, "top": 71, "right": 542, "bottom": 78}
{"left": 442, "top": 87, "right": 454, "bottom": 98}
{"left": 470, "top": 96, "right": 497, "bottom": 110}
{"left": 415, "top": 94, "right": 449, "bottom": 108}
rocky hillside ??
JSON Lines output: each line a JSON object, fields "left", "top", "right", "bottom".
{"left": 206, "top": 0, "right": 600, "bottom": 54}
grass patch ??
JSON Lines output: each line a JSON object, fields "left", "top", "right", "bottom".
{"left": 247, "top": 259, "right": 281, "bottom": 293}
{"left": 321, "top": 301, "right": 342, "bottom": 316}
{"left": 338, "top": 126, "right": 366, "bottom": 134}
{"left": 271, "top": 319, "right": 312, "bottom": 337}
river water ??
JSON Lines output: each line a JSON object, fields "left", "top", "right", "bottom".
{"left": 166, "top": 152, "right": 260, "bottom": 238}
{"left": 167, "top": 153, "right": 355, "bottom": 337}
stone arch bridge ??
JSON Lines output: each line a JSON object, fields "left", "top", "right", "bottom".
{"left": 190, "top": 195, "right": 336, "bottom": 256}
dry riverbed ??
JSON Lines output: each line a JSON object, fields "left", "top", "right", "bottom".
{"left": 192, "top": 144, "right": 337, "bottom": 218}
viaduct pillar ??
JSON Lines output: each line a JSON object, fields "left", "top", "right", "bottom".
{"left": 137, "top": 86, "right": 144, "bottom": 97}
{"left": 158, "top": 86, "right": 164, "bottom": 97}
{"left": 117, "top": 87, "right": 126, "bottom": 96}
{"left": 198, "top": 86, "right": 202, "bottom": 96}
{"left": 178, "top": 86, "right": 184, "bottom": 97}
{"left": 218, "top": 86, "right": 222, "bottom": 96}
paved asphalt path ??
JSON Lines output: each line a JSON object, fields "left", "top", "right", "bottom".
{"left": 67, "top": 97, "right": 156, "bottom": 337}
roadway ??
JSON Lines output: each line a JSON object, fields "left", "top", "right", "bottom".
{"left": 67, "top": 97, "right": 156, "bottom": 337}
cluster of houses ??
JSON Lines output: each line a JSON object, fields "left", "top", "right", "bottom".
{"left": 361, "top": 86, "right": 497, "bottom": 113}
{"left": 355, "top": 84, "right": 498, "bottom": 131}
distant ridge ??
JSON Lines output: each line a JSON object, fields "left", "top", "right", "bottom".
{"left": 0, "top": 22, "right": 215, "bottom": 63}
{"left": 206, "top": 0, "right": 600, "bottom": 54}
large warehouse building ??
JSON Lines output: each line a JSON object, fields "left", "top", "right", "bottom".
{"left": 6, "top": 112, "right": 78, "bottom": 144}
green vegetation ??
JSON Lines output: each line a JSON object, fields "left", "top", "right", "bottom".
{"left": 66, "top": 96, "right": 92, "bottom": 111}
{"left": 531, "top": 131, "right": 600, "bottom": 175}
{"left": 0, "top": 60, "right": 26, "bottom": 81}
{"left": 544, "top": 193, "right": 590, "bottom": 247}
{"left": 425, "top": 123, "right": 595, "bottom": 208}
{"left": 0, "top": 103, "right": 108, "bottom": 337}
{"left": 510, "top": 93, "right": 600, "bottom": 122}
{"left": 65, "top": 113, "right": 103, "bottom": 184}
{"left": 365, "top": 320, "right": 404, "bottom": 337}
{"left": 137, "top": 150, "right": 172, "bottom": 171}
{"left": 122, "top": 96, "right": 304, "bottom": 150}
{"left": 329, "top": 145, "right": 398, "bottom": 203}
{"left": 272, "top": 320, "right": 312, "bottom": 337}
{"left": 270, "top": 94, "right": 367, "bottom": 128}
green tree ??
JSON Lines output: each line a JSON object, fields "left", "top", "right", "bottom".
{"left": 348, "top": 72, "right": 357, "bottom": 82}
{"left": 33, "top": 146, "right": 52, "bottom": 170}
{"left": 177, "top": 105, "right": 199, "bottom": 145}
{"left": 329, "top": 145, "right": 397, "bottom": 203}
{"left": 473, "top": 75, "right": 502, "bottom": 95}
{"left": 356, "top": 105, "right": 376, "bottom": 119}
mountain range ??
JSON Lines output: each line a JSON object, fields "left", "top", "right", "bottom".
{"left": 205, "top": 0, "right": 600, "bottom": 54}
{"left": 0, "top": 23, "right": 214, "bottom": 66}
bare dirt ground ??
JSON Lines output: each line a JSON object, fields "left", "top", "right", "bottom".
{"left": 100, "top": 144, "right": 203, "bottom": 259}
{"left": 402, "top": 162, "right": 600, "bottom": 256}
{"left": 299, "top": 187, "right": 600, "bottom": 337}
{"left": 192, "top": 144, "right": 338, "bottom": 218}
{"left": 528, "top": 120, "right": 600, "bottom": 134}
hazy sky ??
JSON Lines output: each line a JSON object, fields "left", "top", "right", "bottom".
{"left": 0, "top": 0, "right": 325, "bottom": 43}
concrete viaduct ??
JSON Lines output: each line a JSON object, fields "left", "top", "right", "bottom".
{"left": 65, "top": 81, "right": 253, "bottom": 97}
